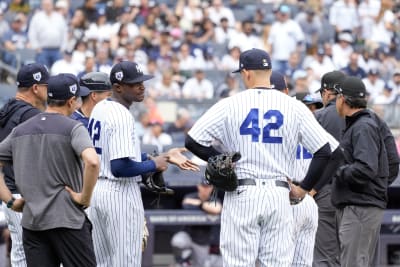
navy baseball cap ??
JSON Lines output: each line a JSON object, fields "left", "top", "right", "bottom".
{"left": 16, "top": 63, "right": 50, "bottom": 88}
{"left": 334, "top": 76, "right": 367, "bottom": 98}
{"left": 315, "top": 70, "right": 345, "bottom": 93}
{"left": 232, "top": 48, "right": 272, "bottom": 73}
{"left": 270, "top": 71, "right": 287, "bottom": 90}
{"left": 110, "top": 61, "right": 154, "bottom": 84}
{"left": 47, "top": 73, "right": 90, "bottom": 100}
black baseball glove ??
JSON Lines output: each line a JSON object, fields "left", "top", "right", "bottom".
{"left": 205, "top": 152, "right": 241, "bottom": 192}
{"left": 141, "top": 151, "right": 174, "bottom": 195}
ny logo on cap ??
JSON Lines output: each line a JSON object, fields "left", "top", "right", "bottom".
{"left": 69, "top": 84, "right": 77, "bottom": 94}
{"left": 115, "top": 71, "right": 123, "bottom": 81}
{"left": 33, "top": 72, "right": 42, "bottom": 82}
{"left": 262, "top": 59, "right": 269, "bottom": 67}
{"left": 136, "top": 64, "right": 143, "bottom": 74}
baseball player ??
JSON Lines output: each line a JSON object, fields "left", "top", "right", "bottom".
{"left": 0, "top": 63, "right": 49, "bottom": 267}
{"left": 270, "top": 71, "right": 319, "bottom": 267}
{"left": 87, "top": 61, "right": 198, "bottom": 267}
{"left": 185, "top": 48, "right": 338, "bottom": 267}
{"left": 71, "top": 72, "right": 112, "bottom": 127}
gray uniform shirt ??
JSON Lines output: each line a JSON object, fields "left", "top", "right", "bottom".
{"left": 0, "top": 113, "right": 93, "bottom": 231}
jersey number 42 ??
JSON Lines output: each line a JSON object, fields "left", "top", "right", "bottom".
{"left": 239, "top": 108, "right": 283, "bottom": 143}
{"left": 88, "top": 119, "right": 102, "bottom": 154}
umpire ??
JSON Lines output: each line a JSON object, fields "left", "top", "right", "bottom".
{"left": 332, "top": 76, "right": 399, "bottom": 267}
{"left": 312, "top": 70, "right": 345, "bottom": 267}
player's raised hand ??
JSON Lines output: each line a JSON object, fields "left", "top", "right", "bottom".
{"left": 65, "top": 186, "right": 90, "bottom": 209}
{"left": 166, "top": 147, "right": 200, "bottom": 171}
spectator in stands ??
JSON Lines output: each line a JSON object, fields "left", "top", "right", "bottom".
{"left": 291, "top": 69, "right": 310, "bottom": 95}
{"left": 68, "top": 8, "right": 88, "bottom": 49}
{"left": 170, "top": 179, "right": 222, "bottom": 267}
{"left": 7, "top": 0, "right": 30, "bottom": 15}
{"left": 295, "top": 8, "right": 322, "bottom": 53}
{"left": 362, "top": 68, "right": 385, "bottom": 102}
{"left": 207, "top": 0, "right": 235, "bottom": 28}
{"left": 341, "top": 52, "right": 367, "bottom": 79}
{"left": 388, "top": 69, "right": 400, "bottom": 95}
{"left": 192, "top": 18, "right": 215, "bottom": 46}
{"left": 267, "top": 4, "right": 305, "bottom": 75}
{"left": 142, "top": 121, "right": 173, "bottom": 152}
{"left": 219, "top": 46, "right": 240, "bottom": 71}
{"left": 55, "top": 0, "right": 70, "bottom": 19}
{"left": 85, "top": 9, "right": 113, "bottom": 44}
{"left": 373, "top": 84, "right": 395, "bottom": 105}
{"left": 170, "top": 56, "right": 188, "bottom": 87}
{"left": 105, "top": 0, "right": 125, "bottom": 23}
{"left": 110, "top": 5, "right": 140, "bottom": 41}
{"left": 51, "top": 50, "right": 80, "bottom": 75}
{"left": 358, "top": 0, "right": 381, "bottom": 43}
{"left": 306, "top": 46, "right": 335, "bottom": 80}
{"left": 376, "top": 46, "right": 399, "bottom": 82}
{"left": 2, "top": 13, "right": 29, "bottom": 67}
{"left": 329, "top": 0, "right": 360, "bottom": 41}
{"left": 150, "top": 70, "right": 181, "bottom": 99}
{"left": 175, "top": 0, "right": 203, "bottom": 31}
{"left": 94, "top": 45, "right": 113, "bottom": 74}
{"left": 215, "top": 73, "right": 240, "bottom": 98}
{"left": 214, "top": 17, "right": 238, "bottom": 45}
{"left": 178, "top": 42, "right": 198, "bottom": 72}
{"left": 358, "top": 47, "right": 380, "bottom": 73}
{"left": 229, "top": 20, "right": 263, "bottom": 53}
{"left": 332, "top": 32, "right": 354, "bottom": 69}
{"left": 0, "top": 9, "right": 10, "bottom": 38}
{"left": 144, "top": 96, "right": 165, "bottom": 125}
{"left": 165, "top": 107, "right": 193, "bottom": 135}
{"left": 28, "top": 0, "right": 68, "bottom": 68}
{"left": 135, "top": 111, "right": 152, "bottom": 141}
{"left": 78, "top": 0, "right": 99, "bottom": 23}
{"left": 368, "top": 0, "right": 396, "bottom": 53}
{"left": 77, "top": 53, "right": 96, "bottom": 79}
{"left": 182, "top": 69, "right": 214, "bottom": 100}
{"left": 284, "top": 51, "right": 303, "bottom": 82}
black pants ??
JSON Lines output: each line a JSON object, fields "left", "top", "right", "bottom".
{"left": 22, "top": 218, "right": 96, "bottom": 267}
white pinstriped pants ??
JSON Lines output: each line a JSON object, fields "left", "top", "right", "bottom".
{"left": 292, "top": 195, "right": 319, "bottom": 267}
{"left": 3, "top": 194, "right": 26, "bottom": 267}
{"left": 220, "top": 180, "right": 295, "bottom": 267}
{"left": 87, "top": 178, "right": 144, "bottom": 267}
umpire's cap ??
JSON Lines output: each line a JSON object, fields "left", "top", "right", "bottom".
{"left": 80, "top": 72, "right": 112, "bottom": 96}
{"left": 16, "top": 63, "right": 50, "bottom": 88}
{"left": 270, "top": 71, "right": 287, "bottom": 91}
{"left": 315, "top": 70, "right": 345, "bottom": 93}
{"left": 334, "top": 76, "right": 366, "bottom": 98}
{"left": 232, "top": 48, "right": 272, "bottom": 73}
{"left": 110, "top": 61, "right": 154, "bottom": 84}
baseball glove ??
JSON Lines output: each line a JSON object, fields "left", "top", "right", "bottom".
{"left": 205, "top": 152, "right": 241, "bottom": 192}
{"left": 142, "top": 151, "right": 174, "bottom": 195}
{"left": 141, "top": 170, "right": 174, "bottom": 195}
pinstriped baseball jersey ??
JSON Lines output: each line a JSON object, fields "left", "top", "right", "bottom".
{"left": 189, "top": 89, "right": 333, "bottom": 180}
{"left": 87, "top": 98, "right": 144, "bottom": 267}
{"left": 188, "top": 88, "right": 336, "bottom": 267}
{"left": 291, "top": 145, "right": 318, "bottom": 267}
{"left": 88, "top": 99, "right": 142, "bottom": 181}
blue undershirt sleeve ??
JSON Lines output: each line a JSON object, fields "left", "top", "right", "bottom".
{"left": 110, "top": 157, "right": 157, "bottom": 177}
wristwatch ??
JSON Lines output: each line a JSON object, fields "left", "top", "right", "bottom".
{"left": 6, "top": 197, "right": 16, "bottom": 209}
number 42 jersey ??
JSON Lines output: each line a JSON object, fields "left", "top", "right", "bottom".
{"left": 188, "top": 89, "right": 337, "bottom": 180}
{"left": 88, "top": 99, "right": 142, "bottom": 181}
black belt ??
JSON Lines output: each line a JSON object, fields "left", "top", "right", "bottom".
{"left": 99, "top": 176, "right": 108, "bottom": 179}
{"left": 238, "top": 179, "right": 290, "bottom": 190}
